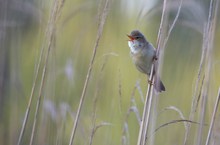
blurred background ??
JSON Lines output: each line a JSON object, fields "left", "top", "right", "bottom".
{"left": 0, "top": 0, "right": 220, "bottom": 145}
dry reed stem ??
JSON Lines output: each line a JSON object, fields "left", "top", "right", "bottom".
{"left": 16, "top": 21, "right": 43, "bottom": 145}
{"left": 196, "top": 31, "right": 210, "bottom": 145}
{"left": 154, "top": 119, "right": 202, "bottom": 135}
{"left": 163, "top": 106, "right": 187, "bottom": 128}
{"left": 90, "top": 121, "right": 112, "bottom": 145}
{"left": 16, "top": 0, "right": 64, "bottom": 144}
{"left": 195, "top": 0, "right": 218, "bottom": 144}
{"left": 136, "top": 0, "right": 168, "bottom": 145}
{"left": 68, "top": 0, "right": 110, "bottom": 144}
{"left": 146, "top": 119, "right": 204, "bottom": 143}
{"left": 162, "top": 0, "right": 183, "bottom": 49}
{"left": 205, "top": 88, "right": 220, "bottom": 145}
{"left": 89, "top": 57, "right": 107, "bottom": 145}
{"left": 183, "top": 26, "right": 207, "bottom": 145}
{"left": 137, "top": 0, "right": 184, "bottom": 143}
{"left": 121, "top": 84, "right": 140, "bottom": 145}
{"left": 136, "top": 67, "right": 154, "bottom": 145}
{"left": 148, "top": 1, "right": 183, "bottom": 145}
{"left": 184, "top": 0, "right": 218, "bottom": 143}
{"left": 29, "top": 0, "right": 64, "bottom": 144}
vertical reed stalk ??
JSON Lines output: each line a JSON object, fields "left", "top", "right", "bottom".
{"left": 68, "top": 0, "right": 110, "bottom": 145}
{"left": 195, "top": 0, "right": 218, "bottom": 144}
{"left": 89, "top": 58, "right": 107, "bottom": 145}
{"left": 136, "top": 0, "right": 168, "bottom": 145}
{"left": 205, "top": 1, "right": 219, "bottom": 144}
{"left": 205, "top": 88, "right": 220, "bottom": 145}
{"left": 29, "top": 0, "right": 64, "bottom": 144}
{"left": 183, "top": 26, "right": 207, "bottom": 145}
{"left": 17, "top": 0, "right": 64, "bottom": 144}
{"left": 184, "top": 0, "right": 218, "bottom": 143}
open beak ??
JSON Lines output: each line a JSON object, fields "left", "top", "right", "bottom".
{"left": 127, "top": 34, "right": 135, "bottom": 41}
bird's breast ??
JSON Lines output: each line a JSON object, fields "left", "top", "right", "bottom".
{"left": 128, "top": 40, "right": 143, "bottom": 54}
{"left": 130, "top": 45, "right": 155, "bottom": 75}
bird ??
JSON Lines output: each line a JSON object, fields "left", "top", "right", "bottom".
{"left": 127, "top": 30, "right": 165, "bottom": 92}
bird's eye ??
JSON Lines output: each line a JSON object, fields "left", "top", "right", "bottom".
{"left": 135, "top": 37, "right": 140, "bottom": 39}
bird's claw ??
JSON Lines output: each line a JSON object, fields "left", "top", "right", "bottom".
{"left": 153, "top": 56, "right": 158, "bottom": 61}
{"left": 148, "top": 80, "right": 154, "bottom": 85}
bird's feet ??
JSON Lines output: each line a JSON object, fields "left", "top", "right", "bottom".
{"left": 153, "top": 56, "right": 158, "bottom": 61}
{"left": 148, "top": 79, "right": 154, "bottom": 85}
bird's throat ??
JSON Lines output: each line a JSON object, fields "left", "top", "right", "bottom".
{"left": 128, "top": 40, "right": 142, "bottom": 54}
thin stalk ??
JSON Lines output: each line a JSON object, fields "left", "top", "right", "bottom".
{"left": 183, "top": 25, "right": 207, "bottom": 145}
{"left": 205, "top": 88, "right": 220, "bottom": 145}
{"left": 195, "top": 0, "right": 217, "bottom": 144}
{"left": 16, "top": 17, "right": 44, "bottom": 145}
{"left": 162, "top": 0, "right": 183, "bottom": 49}
{"left": 185, "top": 0, "right": 219, "bottom": 144}
{"left": 154, "top": 119, "right": 203, "bottom": 136}
{"left": 136, "top": 0, "right": 168, "bottom": 145}
{"left": 121, "top": 81, "right": 140, "bottom": 145}
{"left": 148, "top": 2, "right": 183, "bottom": 144}
{"left": 17, "top": 0, "right": 64, "bottom": 144}
{"left": 89, "top": 58, "right": 108, "bottom": 145}
{"left": 29, "top": 0, "right": 64, "bottom": 144}
{"left": 146, "top": 119, "right": 205, "bottom": 144}
{"left": 68, "top": 0, "right": 110, "bottom": 145}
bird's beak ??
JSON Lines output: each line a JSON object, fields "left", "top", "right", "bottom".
{"left": 127, "top": 34, "right": 135, "bottom": 41}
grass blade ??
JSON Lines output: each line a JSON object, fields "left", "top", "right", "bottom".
{"left": 68, "top": 0, "right": 111, "bottom": 144}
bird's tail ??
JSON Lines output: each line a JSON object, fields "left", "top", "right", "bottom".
{"left": 154, "top": 77, "right": 165, "bottom": 92}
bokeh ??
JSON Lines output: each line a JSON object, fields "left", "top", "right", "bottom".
{"left": 0, "top": 0, "right": 219, "bottom": 145}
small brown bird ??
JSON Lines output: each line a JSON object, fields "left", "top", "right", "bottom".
{"left": 127, "top": 30, "right": 165, "bottom": 92}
